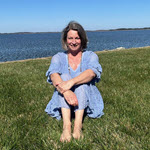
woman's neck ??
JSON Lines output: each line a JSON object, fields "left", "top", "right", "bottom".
{"left": 68, "top": 49, "right": 82, "bottom": 57}
{"left": 67, "top": 50, "right": 82, "bottom": 71}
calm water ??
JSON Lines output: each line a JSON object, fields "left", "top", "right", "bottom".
{"left": 0, "top": 30, "right": 150, "bottom": 62}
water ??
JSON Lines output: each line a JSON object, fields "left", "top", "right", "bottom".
{"left": 0, "top": 30, "right": 150, "bottom": 62}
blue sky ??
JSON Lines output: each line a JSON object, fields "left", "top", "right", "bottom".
{"left": 0, "top": 0, "right": 150, "bottom": 33}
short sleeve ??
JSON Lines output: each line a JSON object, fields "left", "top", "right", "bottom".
{"left": 86, "top": 52, "right": 102, "bottom": 83}
{"left": 46, "top": 54, "right": 62, "bottom": 84}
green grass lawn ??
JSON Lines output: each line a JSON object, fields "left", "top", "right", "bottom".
{"left": 0, "top": 47, "right": 150, "bottom": 150}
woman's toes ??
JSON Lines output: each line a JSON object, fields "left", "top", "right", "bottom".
{"left": 72, "top": 129, "right": 83, "bottom": 140}
{"left": 60, "top": 129, "right": 71, "bottom": 142}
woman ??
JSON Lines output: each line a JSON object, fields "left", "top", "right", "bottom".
{"left": 45, "top": 21, "right": 104, "bottom": 142}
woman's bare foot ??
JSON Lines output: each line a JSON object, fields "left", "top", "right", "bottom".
{"left": 60, "top": 126, "right": 71, "bottom": 142}
{"left": 73, "top": 110, "right": 84, "bottom": 140}
{"left": 72, "top": 125, "right": 83, "bottom": 140}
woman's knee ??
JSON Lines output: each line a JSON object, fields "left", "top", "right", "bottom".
{"left": 75, "top": 84, "right": 88, "bottom": 92}
{"left": 61, "top": 73, "right": 72, "bottom": 81}
{"left": 74, "top": 84, "right": 89, "bottom": 99}
{"left": 74, "top": 84, "right": 89, "bottom": 110}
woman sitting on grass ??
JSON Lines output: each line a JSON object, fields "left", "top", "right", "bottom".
{"left": 45, "top": 21, "right": 104, "bottom": 142}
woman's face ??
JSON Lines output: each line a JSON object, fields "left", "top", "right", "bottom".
{"left": 66, "top": 30, "right": 81, "bottom": 52}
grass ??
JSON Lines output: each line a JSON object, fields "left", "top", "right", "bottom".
{"left": 0, "top": 47, "right": 150, "bottom": 150}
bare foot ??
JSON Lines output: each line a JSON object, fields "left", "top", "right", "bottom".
{"left": 60, "top": 128, "right": 71, "bottom": 142}
{"left": 73, "top": 127, "right": 83, "bottom": 140}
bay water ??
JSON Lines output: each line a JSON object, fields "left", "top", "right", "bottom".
{"left": 0, "top": 30, "right": 150, "bottom": 62}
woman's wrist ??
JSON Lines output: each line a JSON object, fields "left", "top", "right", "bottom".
{"left": 55, "top": 83, "right": 59, "bottom": 87}
{"left": 55, "top": 82, "right": 62, "bottom": 87}
{"left": 70, "top": 78, "right": 76, "bottom": 86}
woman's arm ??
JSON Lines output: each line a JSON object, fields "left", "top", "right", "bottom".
{"left": 50, "top": 73, "right": 78, "bottom": 106}
{"left": 57, "top": 69, "right": 96, "bottom": 94}
{"left": 50, "top": 73, "right": 63, "bottom": 88}
{"left": 71, "top": 69, "right": 96, "bottom": 85}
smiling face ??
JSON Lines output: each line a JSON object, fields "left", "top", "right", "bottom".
{"left": 66, "top": 30, "right": 82, "bottom": 52}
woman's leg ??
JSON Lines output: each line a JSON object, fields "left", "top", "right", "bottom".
{"left": 60, "top": 74, "right": 86, "bottom": 140}
{"left": 73, "top": 83, "right": 88, "bottom": 139}
{"left": 60, "top": 108, "right": 72, "bottom": 142}
{"left": 59, "top": 74, "right": 72, "bottom": 142}
{"left": 73, "top": 109, "right": 84, "bottom": 139}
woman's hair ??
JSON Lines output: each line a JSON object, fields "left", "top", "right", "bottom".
{"left": 61, "top": 21, "right": 88, "bottom": 50}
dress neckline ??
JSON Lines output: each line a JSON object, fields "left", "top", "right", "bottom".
{"left": 67, "top": 51, "right": 84, "bottom": 74}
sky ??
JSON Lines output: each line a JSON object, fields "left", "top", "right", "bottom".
{"left": 0, "top": 0, "right": 150, "bottom": 33}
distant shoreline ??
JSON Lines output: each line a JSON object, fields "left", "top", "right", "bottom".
{"left": 0, "top": 27, "right": 150, "bottom": 34}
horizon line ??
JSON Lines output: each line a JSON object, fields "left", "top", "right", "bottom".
{"left": 0, "top": 27, "right": 150, "bottom": 34}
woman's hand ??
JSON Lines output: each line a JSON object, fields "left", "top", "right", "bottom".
{"left": 63, "top": 90, "right": 78, "bottom": 106}
{"left": 57, "top": 80, "right": 74, "bottom": 94}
